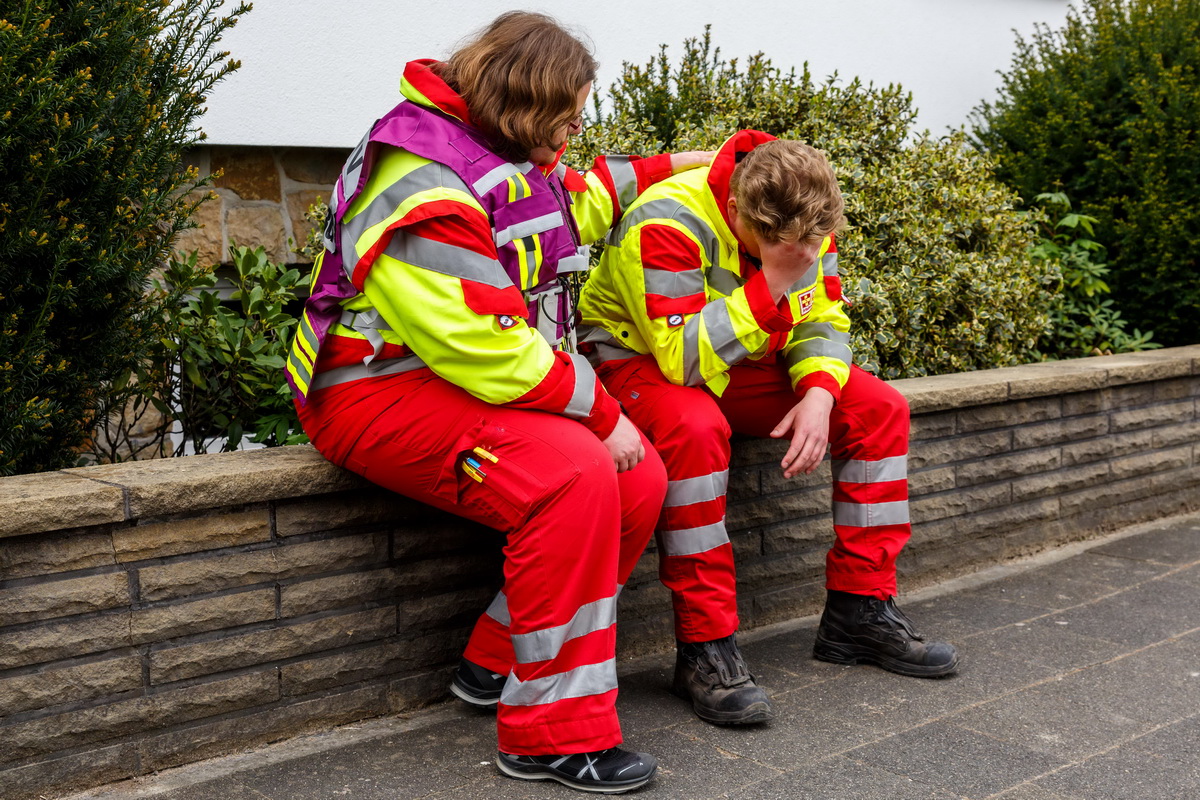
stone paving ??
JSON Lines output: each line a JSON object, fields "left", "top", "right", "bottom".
{"left": 67, "top": 513, "right": 1200, "bottom": 800}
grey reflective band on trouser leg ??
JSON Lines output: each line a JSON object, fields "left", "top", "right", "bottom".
{"left": 511, "top": 592, "right": 619, "bottom": 665}
{"left": 564, "top": 352, "right": 597, "bottom": 419}
{"left": 664, "top": 470, "right": 730, "bottom": 508}
{"left": 485, "top": 591, "right": 511, "bottom": 627}
{"left": 384, "top": 234, "right": 512, "bottom": 288}
{"left": 832, "top": 500, "right": 911, "bottom": 528}
{"left": 499, "top": 659, "right": 619, "bottom": 707}
{"left": 832, "top": 455, "right": 908, "bottom": 484}
{"left": 494, "top": 211, "right": 566, "bottom": 248}
{"left": 605, "top": 155, "right": 639, "bottom": 211}
{"left": 659, "top": 521, "right": 731, "bottom": 557}
{"left": 307, "top": 354, "right": 428, "bottom": 392}
{"left": 644, "top": 268, "right": 705, "bottom": 299}
{"left": 340, "top": 163, "right": 455, "bottom": 257}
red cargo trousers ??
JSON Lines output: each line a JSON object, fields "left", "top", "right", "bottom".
{"left": 596, "top": 355, "right": 912, "bottom": 643}
{"left": 297, "top": 368, "right": 666, "bottom": 755}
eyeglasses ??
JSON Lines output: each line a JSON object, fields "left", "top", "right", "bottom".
{"left": 566, "top": 114, "right": 584, "bottom": 133}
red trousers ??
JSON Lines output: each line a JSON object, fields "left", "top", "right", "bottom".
{"left": 597, "top": 356, "right": 911, "bottom": 643}
{"left": 297, "top": 369, "right": 665, "bottom": 755}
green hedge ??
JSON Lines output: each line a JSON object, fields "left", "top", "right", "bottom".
{"left": 573, "top": 30, "right": 1057, "bottom": 379}
{"left": 0, "top": 1, "right": 247, "bottom": 474}
{"left": 973, "top": 0, "right": 1200, "bottom": 347}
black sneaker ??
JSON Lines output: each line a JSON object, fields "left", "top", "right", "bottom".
{"left": 449, "top": 658, "right": 506, "bottom": 707}
{"left": 813, "top": 590, "right": 959, "bottom": 677}
{"left": 496, "top": 747, "right": 657, "bottom": 794}
{"left": 672, "top": 634, "right": 774, "bottom": 725}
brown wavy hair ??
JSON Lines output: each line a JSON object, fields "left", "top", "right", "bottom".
{"left": 729, "top": 140, "right": 846, "bottom": 243}
{"left": 438, "top": 12, "right": 597, "bottom": 162}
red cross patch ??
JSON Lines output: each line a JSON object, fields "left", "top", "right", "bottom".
{"left": 797, "top": 289, "right": 815, "bottom": 317}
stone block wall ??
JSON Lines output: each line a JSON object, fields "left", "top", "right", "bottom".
{"left": 2, "top": 347, "right": 1199, "bottom": 799}
{"left": 174, "top": 145, "right": 347, "bottom": 266}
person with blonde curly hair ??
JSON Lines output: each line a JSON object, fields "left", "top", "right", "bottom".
{"left": 578, "top": 131, "right": 959, "bottom": 727}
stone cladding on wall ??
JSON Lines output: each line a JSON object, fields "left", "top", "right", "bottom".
{"left": 2, "top": 347, "right": 1199, "bottom": 799}
{"left": 174, "top": 145, "right": 347, "bottom": 266}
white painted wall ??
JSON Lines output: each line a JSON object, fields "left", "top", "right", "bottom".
{"left": 202, "top": 0, "right": 1072, "bottom": 148}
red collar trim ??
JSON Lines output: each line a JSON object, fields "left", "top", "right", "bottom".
{"left": 403, "top": 59, "right": 472, "bottom": 126}
{"left": 708, "top": 129, "right": 779, "bottom": 232}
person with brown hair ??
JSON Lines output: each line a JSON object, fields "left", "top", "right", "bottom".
{"left": 286, "top": 11, "right": 707, "bottom": 794}
{"left": 577, "top": 131, "right": 959, "bottom": 726}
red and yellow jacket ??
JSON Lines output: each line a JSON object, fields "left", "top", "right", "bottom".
{"left": 577, "top": 130, "right": 852, "bottom": 402}
{"left": 297, "top": 60, "right": 673, "bottom": 438}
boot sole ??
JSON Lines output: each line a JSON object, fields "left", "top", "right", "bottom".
{"left": 670, "top": 683, "right": 775, "bottom": 725}
{"left": 813, "top": 638, "right": 959, "bottom": 678}
{"left": 450, "top": 680, "right": 500, "bottom": 708}
{"left": 496, "top": 757, "right": 655, "bottom": 794}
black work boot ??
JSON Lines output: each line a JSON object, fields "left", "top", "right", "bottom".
{"left": 672, "top": 634, "right": 774, "bottom": 725}
{"left": 450, "top": 657, "right": 506, "bottom": 707}
{"left": 813, "top": 590, "right": 959, "bottom": 677}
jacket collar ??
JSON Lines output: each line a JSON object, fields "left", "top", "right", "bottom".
{"left": 705, "top": 129, "right": 778, "bottom": 244}
{"left": 399, "top": 59, "right": 587, "bottom": 189}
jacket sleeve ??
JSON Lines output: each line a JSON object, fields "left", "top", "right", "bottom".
{"left": 610, "top": 221, "right": 794, "bottom": 393}
{"left": 779, "top": 236, "right": 853, "bottom": 403}
{"left": 569, "top": 154, "right": 675, "bottom": 245}
{"left": 360, "top": 208, "right": 620, "bottom": 438}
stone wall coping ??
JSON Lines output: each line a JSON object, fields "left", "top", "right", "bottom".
{"left": 4, "top": 346, "right": 1198, "bottom": 540}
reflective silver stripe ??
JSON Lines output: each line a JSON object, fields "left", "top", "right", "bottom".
{"left": 564, "top": 352, "right": 597, "bottom": 419}
{"left": 473, "top": 162, "right": 523, "bottom": 195}
{"left": 295, "top": 315, "right": 320, "bottom": 359}
{"left": 832, "top": 501, "right": 911, "bottom": 528}
{"left": 485, "top": 592, "right": 511, "bottom": 627}
{"left": 499, "top": 658, "right": 618, "bottom": 707}
{"left": 558, "top": 245, "right": 592, "bottom": 273}
{"left": 682, "top": 313, "right": 704, "bottom": 386}
{"left": 588, "top": 341, "right": 641, "bottom": 366}
{"left": 385, "top": 234, "right": 511, "bottom": 288}
{"left": 703, "top": 301, "right": 751, "bottom": 368}
{"left": 785, "top": 261, "right": 822, "bottom": 295}
{"left": 341, "top": 163, "right": 454, "bottom": 260}
{"left": 644, "top": 268, "right": 705, "bottom": 299}
{"left": 785, "top": 337, "right": 853, "bottom": 367}
{"left": 511, "top": 593, "right": 619, "bottom": 665}
{"left": 338, "top": 130, "right": 371, "bottom": 208}
{"left": 610, "top": 198, "right": 720, "bottom": 270}
{"left": 793, "top": 322, "right": 846, "bottom": 342}
{"left": 339, "top": 309, "right": 393, "bottom": 331}
{"left": 660, "top": 521, "right": 731, "bottom": 557}
{"left": 533, "top": 284, "right": 563, "bottom": 346}
{"left": 832, "top": 455, "right": 908, "bottom": 484}
{"left": 605, "top": 155, "right": 639, "bottom": 212}
{"left": 706, "top": 265, "right": 743, "bottom": 297}
{"left": 287, "top": 343, "right": 313, "bottom": 384}
{"left": 823, "top": 251, "right": 839, "bottom": 277}
{"left": 308, "top": 354, "right": 427, "bottom": 392}
{"left": 664, "top": 470, "right": 729, "bottom": 508}
{"left": 494, "top": 210, "right": 565, "bottom": 247}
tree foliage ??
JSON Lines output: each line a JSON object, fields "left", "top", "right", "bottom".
{"left": 972, "top": 0, "right": 1200, "bottom": 346}
{"left": 0, "top": 0, "right": 248, "bottom": 475}
{"left": 572, "top": 30, "right": 1056, "bottom": 378}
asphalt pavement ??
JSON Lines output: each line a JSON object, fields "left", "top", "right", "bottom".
{"left": 66, "top": 512, "right": 1200, "bottom": 800}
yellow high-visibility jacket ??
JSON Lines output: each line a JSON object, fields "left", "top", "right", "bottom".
{"left": 578, "top": 130, "right": 852, "bottom": 402}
